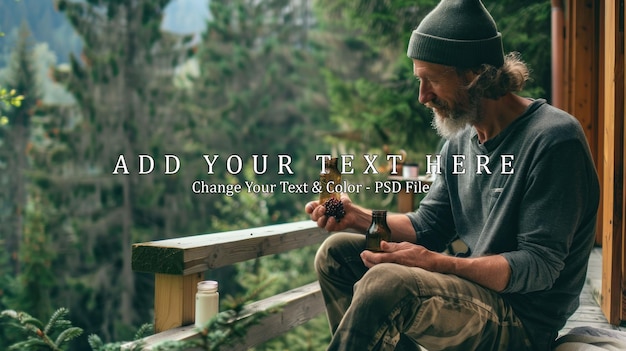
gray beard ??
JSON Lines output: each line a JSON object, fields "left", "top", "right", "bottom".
{"left": 431, "top": 111, "right": 473, "bottom": 139}
{"left": 430, "top": 91, "right": 482, "bottom": 140}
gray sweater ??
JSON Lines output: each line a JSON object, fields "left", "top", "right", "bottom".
{"left": 407, "top": 99, "right": 600, "bottom": 347}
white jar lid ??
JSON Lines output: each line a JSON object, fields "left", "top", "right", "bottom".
{"left": 197, "top": 280, "right": 218, "bottom": 291}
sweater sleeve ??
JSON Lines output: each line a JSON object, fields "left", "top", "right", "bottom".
{"left": 406, "top": 146, "right": 458, "bottom": 252}
{"left": 501, "top": 140, "right": 599, "bottom": 294}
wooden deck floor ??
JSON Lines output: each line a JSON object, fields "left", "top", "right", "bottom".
{"left": 560, "top": 247, "right": 624, "bottom": 335}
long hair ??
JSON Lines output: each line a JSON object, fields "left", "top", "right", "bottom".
{"left": 462, "top": 52, "right": 530, "bottom": 99}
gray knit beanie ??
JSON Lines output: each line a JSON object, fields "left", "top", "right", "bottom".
{"left": 407, "top": 0, "right": 504, "bottom": 68}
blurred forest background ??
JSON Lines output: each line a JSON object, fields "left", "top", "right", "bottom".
{"left": 0, "top": 0, "right": 551, "bottom": 349}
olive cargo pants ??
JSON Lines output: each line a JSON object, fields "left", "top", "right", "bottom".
{"left": 314, "top": 232, "right": 536, "bottom": 351}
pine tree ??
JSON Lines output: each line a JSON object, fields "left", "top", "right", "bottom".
{"left": 0, "top": 23, "right": 40, "bottom": 277}
{"left": 187, "top": 0, "right": 330, "bottom": 199}
{"left": 488, "top": 0, "right": 551, "bottom": 99}
{"left": 311, "top": 0, "right": 440, "bottom": 161}
{"left": 11, "top": 189, "right": 57, "bottom": 322}
{"left": 51, "top": 0, "right": 187, "bottom": 344}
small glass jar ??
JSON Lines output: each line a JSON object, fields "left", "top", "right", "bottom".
{"left": 195, "top": 280, "right": 219, "bottom": 328}
{"left": 365, "top": 210, "right": 392, "bottom": 252}
{"left": 319, "top": 157, "right": 341, "bottom": 204}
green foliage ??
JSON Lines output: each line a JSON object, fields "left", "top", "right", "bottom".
{"left": 312, "top": 0, "right": 441, "bottom": 159}
{"left": 210, "top": 172, "right": 274, "bottom": 232}
{"left": 48, "top": 1, "right": 192, "bottom": 345}
{"left": 0, "top": 88, "right": 24, "bottom": 124}
{"left": 242, "top": 246, "right": 331, "bottom": 351}
{"left": 313, "top": 0, "right": 438, "bottom": 48}
{"left": 1, "top": 307, "right": 83, "bottom": 351}
{"left": 2, "top": 22, "right": 39, "bottom": 124}
{"left": 13, "top": 190, "right": 57, "bottom": 321}
{"left": 86, "top": 324, "right": 151, "bottom": 351}
{"left": 189, "top": 0, "right": 332, "bottom": 207}
{"left": 0, "top": 23, "right": 40, "bottom": 281}
{"left": 488, "top": 1, "right": 551, "bottom": 99}
{"left": 251, "top": 315, "right": 330, "bottom": 351}
{"left": 0, "top": 26, "right": 43, "bottom": 346}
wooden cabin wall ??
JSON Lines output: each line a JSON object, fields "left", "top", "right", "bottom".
{"left": 562, "top": 0, "right": 625, "bottom": 325}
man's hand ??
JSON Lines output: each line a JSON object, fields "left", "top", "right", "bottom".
{"left": 360, "top": 240, "right": 511, "bottom": 292}
{"left": 305, "top": 195, "right": 420, "bottom": 242}
{"left": 305, "top": 193, "right": 359, "bottom": 232}
{"left": 360, "top": 241, "right": 440, "bottom": 271}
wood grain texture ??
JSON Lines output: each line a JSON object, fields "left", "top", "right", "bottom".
{"left": 154, "top": 273, "right": 203, "bottom": 332}
{"left": 132, "top": 221, "right": 329, "bottom": 275}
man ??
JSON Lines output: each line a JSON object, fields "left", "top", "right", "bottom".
{"left": 305, "top": 0, "right": 600, "bottom": 350}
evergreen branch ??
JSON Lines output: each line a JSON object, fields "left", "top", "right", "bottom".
{"left": 87, "top": 334, "right": 105, "bottom": 350}
{"left": 44, "top": 307, "right": 70, "bottom": 335}
{"left": 1, "top": 310, "right": 44, "bottom": 330}
{"left": 133, "top": 323, "right": 154, "bottom": 340}
{"left": 54, "top": 327, "right": 83, "bottom": 347}
{"left": 1, "top": 308, "right": 83, "bottom": 351}
{"left": 87, "top": 323, "right": 150, "bottom": 350}
{"left": 22, "top": 325, "right": 59, "bottom": 351}
{"left": 87, "top": 334, "right": 144, "bottom": 351}
{"left": 9, "top": 339, "right": 49, "bottom": 350}
{"left": 20, "top": 315, "right": 46, "bottom": 330}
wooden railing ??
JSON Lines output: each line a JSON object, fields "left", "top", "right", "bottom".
{"left": 130, "top": 220, "right": 329, "bottom": 350}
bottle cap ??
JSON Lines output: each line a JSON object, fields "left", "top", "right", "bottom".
{"left": 197, "top": 280, "right": 218, "bottom": 291}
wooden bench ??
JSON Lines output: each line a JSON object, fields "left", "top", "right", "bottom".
{"left": 130, "top": 220, "right": 330, "bottom": 350}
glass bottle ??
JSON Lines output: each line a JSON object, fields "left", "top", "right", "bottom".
{"left": 319, "top": 157, "right": 341, "bottom": 204}
{"left": 365, "top": 210, "right": 392, "bottom": 252}
{"left": 195, "top": 280, "right": 219, "bottom": 328}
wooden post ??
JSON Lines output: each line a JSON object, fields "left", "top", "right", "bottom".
{"left": 564, "top": 0, "right": 602, "bottom": 245}
{"left": 131, "top": 221, "right": 328, "bottom": 333}
{"left": 615, "top": 0, "right": 626, "bottom": 323}
{"left": 599, "top": 0, "right": 625, "bottom": 325}
{"left": 154, "top": 272, "right": 203, "bottom": 332}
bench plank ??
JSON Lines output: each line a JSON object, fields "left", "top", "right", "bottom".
{"left": 132, "top": 221, "right": 328, "bottom": 275}
{"left": 224, "top": 281, "right": 325, "bottom": 350}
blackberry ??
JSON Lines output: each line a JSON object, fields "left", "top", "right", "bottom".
{"left": 324, "top": 198, "right": 345, "bottom": 222}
